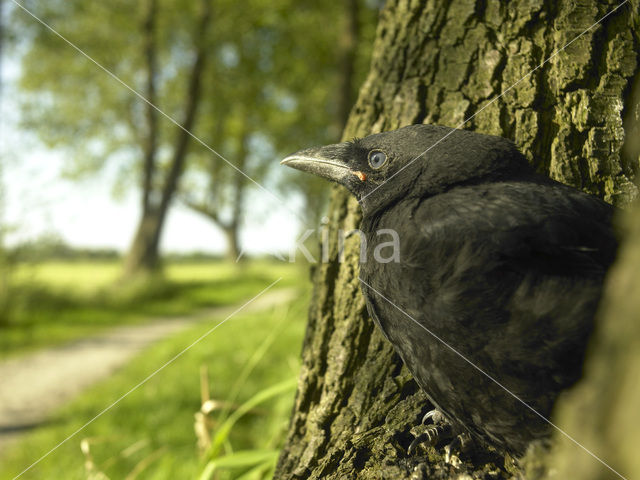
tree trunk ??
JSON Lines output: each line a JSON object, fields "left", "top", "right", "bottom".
{"left": 123, "top": 209, "right": 162, "bottom": 276}
{"left": 123, "top": 0, "right": 212, "bottom": 277}
{"left": 222, "top": 223, "right": 240, "bottom": 262}
{"left": 274, "top": 1, "right": 639, "bottom": 479}
{"left": 224, "top": 185, "right": 243, "bottom": 263}
{"left": 123, "top": 0, "right": 161, "bottom": 277}
{"left": 541, "top": 76, "right": 640, "bottom": 480}
{"left": 227, "top": 133, "right": 247, "bottom": 262}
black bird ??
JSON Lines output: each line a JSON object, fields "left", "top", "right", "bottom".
{"left": 281, "top": 124, "right": 617, "bottom": 457}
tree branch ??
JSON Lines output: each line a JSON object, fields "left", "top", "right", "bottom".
{"left": 157, "top": 0, "right": 212, "bottom": 224}
{"left": 141, "top": 0, "right": 158, "bottom": 214}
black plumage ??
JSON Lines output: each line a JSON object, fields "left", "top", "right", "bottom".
{"left": 281, "top": 124, "right": 617, "bottom": 456}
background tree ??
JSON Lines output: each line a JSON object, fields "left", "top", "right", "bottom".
{"left": 123, "top": 0, "right": 212, "bottom": 276}
{"left": 13, "top": 0, "right": 213, "bottom": 276}
{"left": 182, "top": 0, "right": 378, "bottom": 259}
{"left": 274, "top": 1, "right": 639, "bottom": 479}
{"left": 179, "top": 0, "right": 322, "bottom": 262}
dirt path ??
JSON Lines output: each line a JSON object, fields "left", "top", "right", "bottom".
{"left": 0, "top": 287, "right": 296, "bottom": 454}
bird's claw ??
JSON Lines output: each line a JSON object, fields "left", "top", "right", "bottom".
{"left": 421, "top": 408, "right": 446, "bottom": 425}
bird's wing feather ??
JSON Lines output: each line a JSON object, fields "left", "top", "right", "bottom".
{"left": 365, "top": 181, "right": 616, "bottom": 410}
{"left": 412, "top": 181, "right": 616, "bottom": 278}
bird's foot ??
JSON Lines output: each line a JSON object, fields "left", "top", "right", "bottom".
{"left": 443, "top": 432, "right": 473, "bottom": 466}
{"left": 408, "top": 409, "right": 474, "bottom": 465}
{"left": 408, "top": 424, "right": 452, "bottom": 455}
{"left": 408, "top": 409, "right": 453, "bottom": 455}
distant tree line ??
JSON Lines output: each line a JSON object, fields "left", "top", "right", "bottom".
{"left": 8, "top": 235, "right": 121, "bottom": 261}
{"left": 6, "top": 234, "right": 241, "bottom": 262}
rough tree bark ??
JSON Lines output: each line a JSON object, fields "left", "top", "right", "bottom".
{"left": 275, "top": 1, "right": 639, "bottom": 479}
{"left": 123, "top": 0, "right": 212, "bottom": 277}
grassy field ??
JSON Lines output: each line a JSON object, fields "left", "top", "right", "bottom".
{"left": 0, "top": 259, "right": 309, "bottom": 479}
{"left": 1, "top": 284, "right": 309, "bottom": 479}
{"left": 1, "top": 259, "right": 301, "bottom": 358}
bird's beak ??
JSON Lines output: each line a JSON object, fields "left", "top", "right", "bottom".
{"left": 280, "top": 144, "right": 352, "bottom": 185}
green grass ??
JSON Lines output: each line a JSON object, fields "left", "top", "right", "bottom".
{"left": 13, "top": 260, "right": 123, "bottom": 295}
{"left": 1, "top": 282, "right": 309, "bottom": 480}
{"left": 1, "top": 259, "right": 302, "bottom": 358}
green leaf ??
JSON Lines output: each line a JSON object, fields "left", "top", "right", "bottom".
{"left": 234, "top": 459, "right": 276, "bottom": 480}
{"left": 207, "top": 377, "right": 297, "bottom": 458}
{"left": 199, "top": 449, "right": 279, "bottom": 480}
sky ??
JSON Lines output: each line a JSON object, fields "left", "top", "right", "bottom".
{"left": 1, "top": 54, "right": 305, "bottom": 256}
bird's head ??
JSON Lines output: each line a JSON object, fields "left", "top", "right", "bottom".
{"left": 281, "top": 124, "right": 531, "bottom": 214}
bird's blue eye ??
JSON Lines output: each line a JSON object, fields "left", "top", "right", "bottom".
{"left": 368, "top": 150, "right": 387, "bottom": 169}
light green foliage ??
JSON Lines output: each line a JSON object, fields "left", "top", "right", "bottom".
{"left": 0, "top": 284, "right": 309, "bottom": 480}
{"left": 16, "top": 1, "right": 158, "bottom": 181}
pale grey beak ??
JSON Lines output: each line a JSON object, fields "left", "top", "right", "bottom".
{"left": 280, "top": 143, "right": 352, "bottom": 185}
